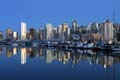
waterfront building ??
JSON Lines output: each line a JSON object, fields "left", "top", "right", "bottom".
{"left": 90, "top": 22, "right": 99, "bottom": 33}
{"left": 39, "top": 29, "right": 43, "bottom": 40}
{"left": 29, "top": 28, "right": 36, "bottom": 40}
{"left": 26, "top": 32, "right": 30, "bottom": 40}
{"left": 97, "top": 23, "right": 104, "bottom": 41}
{"left": 21, "top": 22, "right": 27, "bottom": 40}
{"left": 92, "top": 33, "right": 102, "bottom": 42}
{"left": 103, "top": 20, "right": 114, "bottom": 43}
{"left": 62, "top": 22, "right": 68, "bottom": 32}
{"left": 62, "top": 23, "right": 69, "bottom": 41}
{"left": 113, "top": 23, "right": 120, "bottom": 41}
{"left": 42, "top": 29, "right": 46, "bottom": 40}
{"left": 53, "top": 28, "right": 58, "bottom": 40}
{"left": 13, "top": 32, "right": 18, "bottom": 40}
{"left": 57, "top": 25, "right": 63, "bottom": 40}
{"left": 6, "top": 29, "right": 13, "bottom": 40}
{"left": 66, "top": 27, "right": 71, "bottom": 40}
{"left": 72, "top": 20, "right": 78, "bottom": 33}
{"left": 113, "top": 23, "right": 120, "bottom": 34}
{"left": 78, "top": 27, "right": 82, "bottom": 34}
{"left": 45, "top": 24, "right": 54, "bottom": 40}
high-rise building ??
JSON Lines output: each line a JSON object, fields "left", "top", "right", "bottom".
{"left": 72, "top": 20, "right": 78, "bottom": 33}
{"left": 57, "top": 25, "right": 63, "bottom": 40}
{"left": 41, "top": 29, "right": 46, "bottom": 40}
{"left": 29, "top": 28, "right": 35, "bottom": 40}
{"left": 6, "top": 29, "right": 13, "bottom": 40}
{"left": 103, "top": 20, "right": 114, "bottom": 43}
{"left": 45, "top": 24, "right": 54, "bottom": 40}
{"left": 13, "top": 32, "right": 18, "bottom": 40}
{"left": 62, "top": 23, "right": 69, "bottom": 41}
{"left": 62, "top": 22, "right": 68, "bottom": 32}
{"left": 66, "top": 27, "right": 71, "bottom": 40}
{"left": 39, "top": 29, "right": 43, "bottom": 40}
{"left": 21, "top": 22, "right": 27, "bottom": 40}
{"left": 53, "top": 28, "right": 58, "bottom": 39}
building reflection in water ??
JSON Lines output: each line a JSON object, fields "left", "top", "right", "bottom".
{"left": 46, "top": 49, "right": 57, "bottom": 64}
{"left": 6, "top": 47, "right": 13, "bottom": 58}
{"left": 13, "top": 47, "right": 17, "bottom": 55}
{"left": 19, "top": 48, "right": 120, "bottom": 68}
{"left": 1, "top": 47, "right": 120, "bottom": 68}
{"left": 21, "top": 48, "right": 27, "bottom": 64}
{"left": 0, "top": 47, "right": 3, "bottom": 55}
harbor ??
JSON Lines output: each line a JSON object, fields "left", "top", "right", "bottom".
{"left": 1, "top": 40, "right": 120, "bottom": 52}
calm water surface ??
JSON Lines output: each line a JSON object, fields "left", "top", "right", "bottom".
{"left": 0, "top": 46, "right": 120, "bottom": 80}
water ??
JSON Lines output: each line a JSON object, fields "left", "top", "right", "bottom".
{"left": 0, "top": 46, "right": 120, "bottom": 80}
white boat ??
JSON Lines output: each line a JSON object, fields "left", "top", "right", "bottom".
{"left": 112, "top": 48, "right": 120, "bottom": 51}
{"left": 32, "top": 43, "right": 39, "bottom": 47}
{"left": 100, "top": 44, "right": 120, "bottom": 51}
{"left": 11, "top": 43, "right": 18, "bottom": 47}
{"left": 76, "top": 42, "right": 83, "bottom": 48}
{"left": 75, "top": 42, "right": 94, "bottom": 49}
{"left": 86, "top": 43, "right": 94, "bottom": 48}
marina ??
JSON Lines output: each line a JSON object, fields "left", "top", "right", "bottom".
{"left": 1, "top": 40, "right": 120, "bottom": 52}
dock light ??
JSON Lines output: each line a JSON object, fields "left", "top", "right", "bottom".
{"left": 104, "top": 64, "right": 107, "bottom": 69}
{"left": 109, "top": 41, "right": 112, "bottom": 44}
{"left": 47, "top": 41, "right": 50, "bottom": 44}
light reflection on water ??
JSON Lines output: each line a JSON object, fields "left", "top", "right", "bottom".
{"left": 0, "top": 46, "right": 120, "bottom": 80}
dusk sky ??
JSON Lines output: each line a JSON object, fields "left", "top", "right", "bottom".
{"left": 0, "top": 0, "right": 120, "bottom": 32}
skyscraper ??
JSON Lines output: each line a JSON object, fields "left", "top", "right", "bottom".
{"left": 45, "top": 24, "right": 54, "bottom": 40}
{"left": 61, "top": 23, "right": 69, "bottom": 41}
{"left": 57, "top": 25, "right": 63, "bottom": 40}
{"left": 29, "top": 28, "right": 35, "bottom": 40}
{"left": 39, "top": 29, "right": 43, "bottom": 40}
{"left": 6, "top": 29, "right": 13, "bottom": 40}
{"left": 13, "top": 32, "right": 18, "bottom": 40}
{"left": 53, "top": 28, "right": 58, "bottom": 39}
{"left": 21, "top": 22, "right": 27, "bottom": 40}
{"left": 66, "top": 27, "right": 71, "bottom": 40}
{"left": 72, "top": 20, "right": 78, "bottom": 33}
{"left": 62, "top": 22, "right": 68, "bottom": 32}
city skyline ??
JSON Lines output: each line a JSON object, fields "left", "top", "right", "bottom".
{"left": 0, "top": 19, "right": 118, "bottom": 43}
{"left": 0, "top": 0, "right": 120, "bottom": 80}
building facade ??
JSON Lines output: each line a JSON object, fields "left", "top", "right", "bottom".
{"left": 21, "top": 22, "right": 27, "bottom": 40}
{"left": 103, "top": 20, "right": 114, "bottom": 43}
{"left": 6, "top": 29, "right": 13, "bottom": 40}
{"left": 45, "top": 24, "right": 54, "bottom": 40}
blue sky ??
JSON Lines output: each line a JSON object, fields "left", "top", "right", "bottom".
{"left": 0, "top": 0, "right": 120, "bottom": 32}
